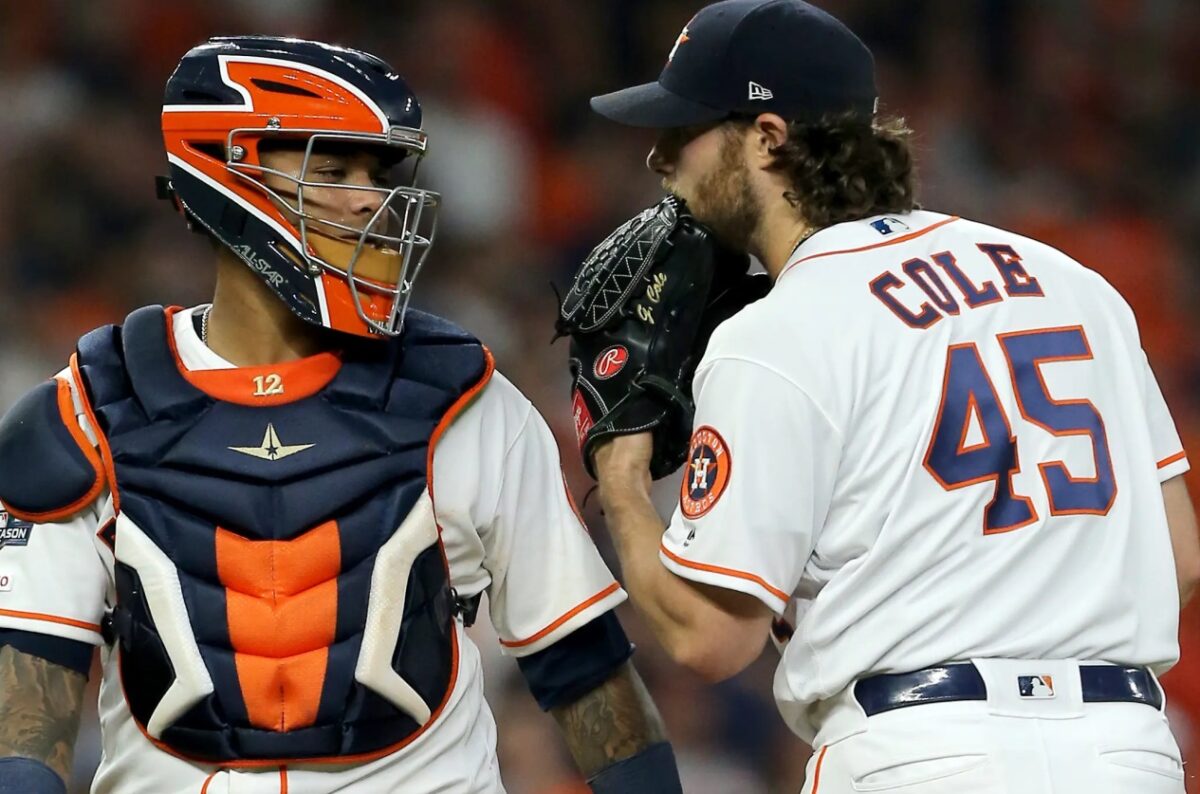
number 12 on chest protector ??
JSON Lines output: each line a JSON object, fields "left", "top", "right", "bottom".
{"left": 923, "top": 325, "right": 1116, "bottom": 534}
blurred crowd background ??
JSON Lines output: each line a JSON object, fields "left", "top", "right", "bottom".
{"left": 1, "top": 0, "right": 1199, "bottom": 791}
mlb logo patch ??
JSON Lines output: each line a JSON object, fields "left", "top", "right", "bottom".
{"left": 870, "top": 217, "right": 909, "bottom": 236}
{"left": 1017, "top": 675, "right": 1055, "bottom": 699}
{"left": 0, "top": 512, "right": 32, "bottom": 551}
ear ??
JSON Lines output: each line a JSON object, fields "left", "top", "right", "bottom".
{"left": 748, "top": 113, "right": 789, "bottom": 165}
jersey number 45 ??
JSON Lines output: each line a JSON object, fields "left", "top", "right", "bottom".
{"left": 924, "top": 325, "right": 1116, "bottom": 534}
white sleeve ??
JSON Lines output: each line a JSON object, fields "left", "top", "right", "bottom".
{"left": 0, "top": 503, "right": 108, "bottom": 645}
{"left": 0, "top": 375, "right": 110, "bottom": 645}
{"left": 1140, "top": 352, "right": 1189, "bottom": 482}
{"left": 660, "top": 358, "right": 842, "bottom": 615}
{"left": 478, "top": 394, "right": 626, "bottom": 658}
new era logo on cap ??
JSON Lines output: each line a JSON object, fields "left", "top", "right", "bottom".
{"left": 748, "top": 81, "right": 773, "bottom": 101}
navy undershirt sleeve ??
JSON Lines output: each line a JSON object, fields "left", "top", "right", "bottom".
{"left": 516, "top": 610, "right": 634, "bottom": 711}
{"left": 0, "top": 629, "right": 93, "bottom": 676}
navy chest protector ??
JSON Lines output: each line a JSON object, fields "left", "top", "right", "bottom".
{"left": 72, "top": 306, "right": 489, "bottom": 765}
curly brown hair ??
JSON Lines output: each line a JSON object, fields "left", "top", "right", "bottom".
{"left": 759, "top": 112, "right": 918, "bottom": 229}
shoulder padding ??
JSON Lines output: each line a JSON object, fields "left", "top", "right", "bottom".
{"left": 0, "top": 378, "right": 105, "bottom": 522}
{"left": 403, "top": 309, "right": 479, "bottom": 346}
{"left": 395, "top": 310, "right": 490, "bottom": 399}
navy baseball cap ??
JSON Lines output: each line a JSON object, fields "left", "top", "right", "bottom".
{"left": 592, "top": 0, "right": 877, "bottom": 128}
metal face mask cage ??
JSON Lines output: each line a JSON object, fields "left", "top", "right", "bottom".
{"left": 226, "top": 126, "right": 440, "bottom": 337}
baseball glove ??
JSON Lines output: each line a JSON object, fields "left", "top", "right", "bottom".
{"left": 557, "top": 196, "right": 770, "bottom": 480}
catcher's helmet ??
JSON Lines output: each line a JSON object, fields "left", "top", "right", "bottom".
{"left": 161, "top": 36, "right": 439, "bottom": 338}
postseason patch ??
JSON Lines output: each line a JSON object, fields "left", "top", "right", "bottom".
{"left": 680, "top": 426, "right": 731, "bottom": 519}
{"left": 0, "top": 511, "right": 33, "bottom": 550}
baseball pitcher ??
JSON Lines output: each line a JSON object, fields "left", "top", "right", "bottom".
{"left": 560, "top": 1, "right": 1200, "bottom": 792}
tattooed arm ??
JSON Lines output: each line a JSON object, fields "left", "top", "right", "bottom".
{"left": 0, "top": 645, "right": 87, "bottom": 786}
{"left": 551, "top": 660, "right": 679, "bottom": 789}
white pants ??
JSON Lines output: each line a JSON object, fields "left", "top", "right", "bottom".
{"left": 802, "top": 660, "right": 1185, "bottom": 794}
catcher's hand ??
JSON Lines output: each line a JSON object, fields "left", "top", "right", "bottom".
{"left": 556, "top": 196, "right": 770, "bottom": 480}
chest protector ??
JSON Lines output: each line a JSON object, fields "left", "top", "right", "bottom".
{"left": 74, "top": 306, "right": 490, "bottom": 765}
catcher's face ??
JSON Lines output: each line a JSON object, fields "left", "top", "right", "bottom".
{"left": 258, "top": 144, "right": 394, "bottom": 234}
{"left": 648, "top": 122, "right": 761, "bottom": 252}
{"left": 256, "top": 141, "right": 420, "bottom": 288}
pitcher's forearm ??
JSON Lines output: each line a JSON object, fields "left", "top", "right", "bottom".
{"left": 599, "top": 482, "right": 714, "bottom": 646}
{"left": 0, "top": 645, "right": 87, "bottom": 784}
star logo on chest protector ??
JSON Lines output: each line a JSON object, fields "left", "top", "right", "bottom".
{"left": 229, "top": 423, "right": 314, "bottom": 461}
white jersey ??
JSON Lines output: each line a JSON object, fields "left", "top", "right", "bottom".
{"left": 0, "top": 306, "right": 626, "bottom": 793}
{"left": 658, "top": 210, "right": 1189, "bottom": 744}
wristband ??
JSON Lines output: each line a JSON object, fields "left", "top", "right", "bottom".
{"left": 0, "top": 757, "right": 66, "bottom": 794}
{"left": 587, "top": 741, "right": 682, "bottom": 794}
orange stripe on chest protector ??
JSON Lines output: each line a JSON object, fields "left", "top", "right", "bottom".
{"left": 216, "top": 520, "right": 341, "bottom": 732}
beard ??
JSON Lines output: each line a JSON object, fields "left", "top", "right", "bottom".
{"left": 680, "top": 131, "right": 762, "bottom": 252}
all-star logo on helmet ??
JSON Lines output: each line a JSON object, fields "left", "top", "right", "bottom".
{"left": 160, "top": 36, "right": 440, "bottom": 339}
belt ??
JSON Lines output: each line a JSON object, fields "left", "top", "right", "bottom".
{"left": 854, "top": 663, "right": 1163, "bottom": 717}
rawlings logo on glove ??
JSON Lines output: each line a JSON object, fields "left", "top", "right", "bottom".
{"left": 556, "top": 196, "right": 770, "bottom": 480}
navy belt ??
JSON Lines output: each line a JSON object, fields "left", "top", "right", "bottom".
{"left": 854, "top": 663, "right": 1162, "bottom": 717}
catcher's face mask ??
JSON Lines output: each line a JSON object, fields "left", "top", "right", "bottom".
{"left": 235, "top": 133, "right": 438, "bottom": 337}
{"left": 160, "top": 37, "right": 438, "bottom": 339}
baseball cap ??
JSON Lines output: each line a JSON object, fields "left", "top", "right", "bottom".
{"left": 591, "top": 0, "right": 877, "bottom": 128}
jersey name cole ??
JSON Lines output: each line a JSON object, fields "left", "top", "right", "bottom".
{"left": 869, "top": 243, "right": 1044, "bottom": 329}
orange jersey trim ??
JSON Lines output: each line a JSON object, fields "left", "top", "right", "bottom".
{"left": 659, "top": 544, "right": 790, "bottom": 603}
{"left": 0, "top": 607, "right": 101, "bottom": 634}
{"left": 500, "top": 581, "right": 623, "bottom": 649}
{"left": 1158, "top": 451, "right": 1187, "bottom": 470}
{"left": 779, "top": 216, "right": 961, "bottom": 281}
{"left": 811, "top": 745, "right": 829, "bottom": 793}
